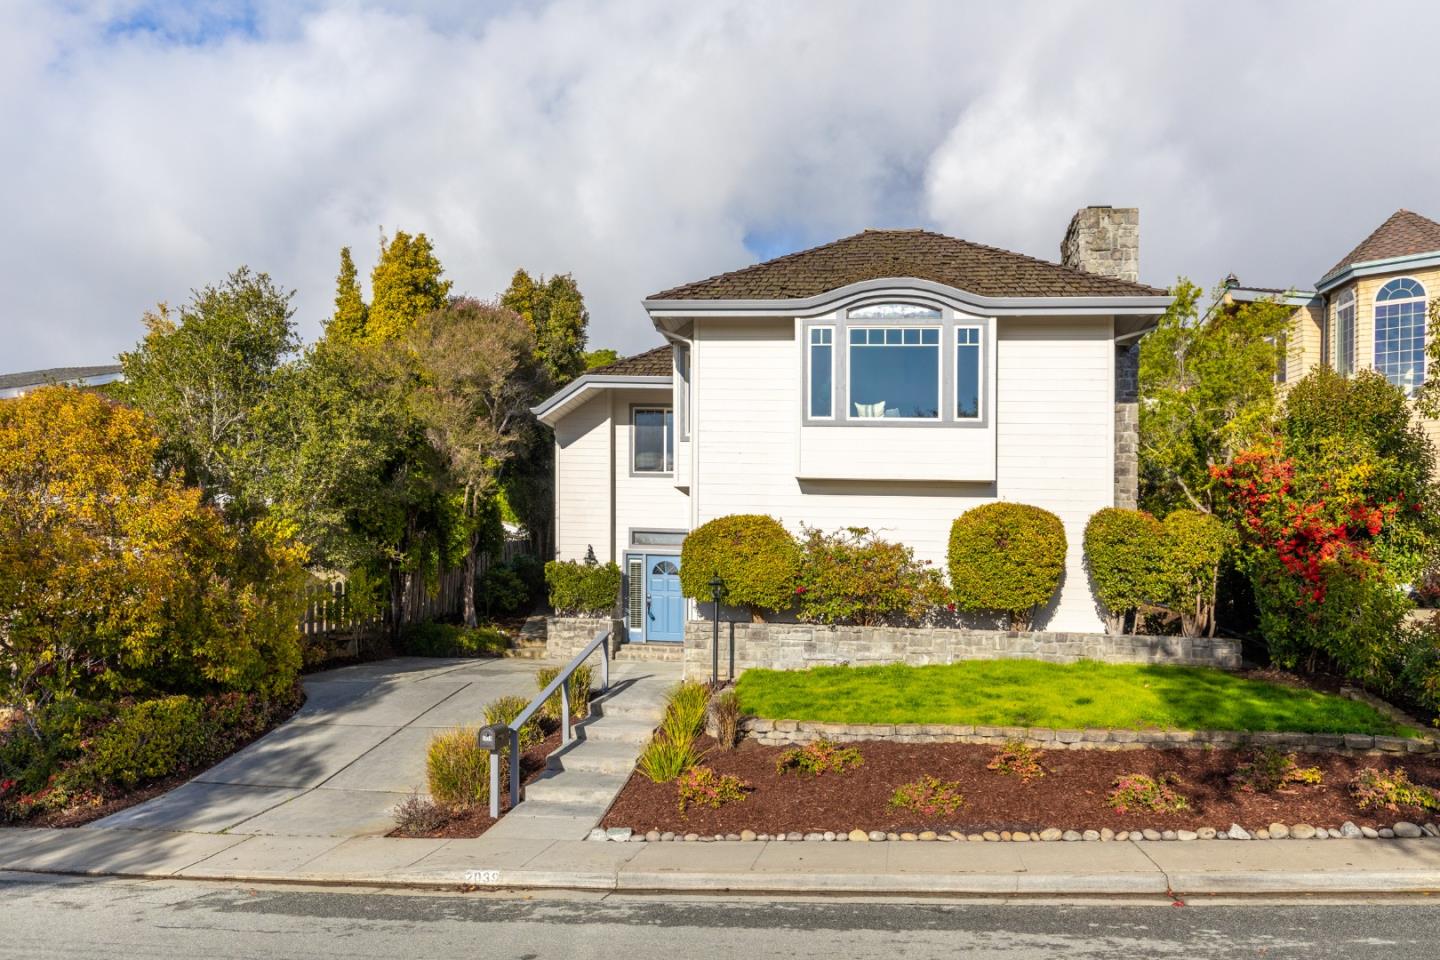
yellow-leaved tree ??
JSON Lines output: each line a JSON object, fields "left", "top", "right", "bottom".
{"left": 0, "top": 388, "right": 307, "bottom": 726}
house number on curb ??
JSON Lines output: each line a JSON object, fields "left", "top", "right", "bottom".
{"left": 463, "top": 870, "right": 501, "bottom": 885}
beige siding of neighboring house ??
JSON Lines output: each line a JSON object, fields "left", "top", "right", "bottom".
{"left": 689, "top": 315, "right": 1112, "bottom": 633}
{"left": 612, "top": 387, "right": 691, "bottom": 559}
{"left": 1284, "top": 300, "right": 1324, "bottom": 385}
{"left": 553, "top": 394, "right": 613, "bottom": 564}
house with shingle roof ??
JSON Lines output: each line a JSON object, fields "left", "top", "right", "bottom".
{"left": 0, "top": 365, "right": 124, "bottom": 399}
{"left": 532, "top": 207, "right": 1172, "bottom": 641}
{"left": 1224, "top": 209, "right": 1440, "bottom": 411}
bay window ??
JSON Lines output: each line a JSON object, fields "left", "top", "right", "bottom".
{"left": 955, "top": 326, "right": 981, "bottom": 419}
{"left": 808, "top": 326, "right": 833, "bottom": 418}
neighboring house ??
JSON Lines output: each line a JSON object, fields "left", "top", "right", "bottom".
{"left": 0, "top": 365, "right": 124, "bottom": 399}
{"left": 1224, "top": 209, "right": 1440, "bottom": 445}
{"left": 533, "top": 207, "right": 1173, "bottom": 641}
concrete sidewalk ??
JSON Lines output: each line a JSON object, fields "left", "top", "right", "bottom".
{"left": 3, "top": 824, "right": 1438, "bottom": 897}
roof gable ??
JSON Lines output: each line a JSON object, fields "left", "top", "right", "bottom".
{"left": 648, "top": 228, "right": 1166, "bottom": 302}
{"left": 1323, "top": 209, "right": 1440, "bottom": 280}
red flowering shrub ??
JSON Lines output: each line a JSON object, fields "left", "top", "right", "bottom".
{"left": 796, "top": 526, "right": 947, "bottom": 626}
{"left": 676, "top": 766, "right": 748, "bottom": 813}
{"left": 889, "top": 776, "right": 965, "bottom": 817}
{"left": 1107, "top": 773, "right": 1189, "bottom": 815}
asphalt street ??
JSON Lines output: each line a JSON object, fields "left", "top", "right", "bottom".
{"left": 3, "top": 870, "right": 1438, "bottom": 959}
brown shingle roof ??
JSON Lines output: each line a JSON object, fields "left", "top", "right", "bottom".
{"left": 1324, "top": 209, "right": 1440, "bottom": 280}
{"left": 589, "top": 345, "right": 671, "bottom": 377}
{"left": 648, "top": 228, "right": 1166, "bottom": 301}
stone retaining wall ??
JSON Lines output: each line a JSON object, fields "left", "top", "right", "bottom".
{"left": 738, "top": 718, "right": 1438, "bottom": 756}
{"left": 682, "top": 621, "right": 1241, "bottom": 680}
{"left": 546, "top": 616, "right": 620, "bottom": 660}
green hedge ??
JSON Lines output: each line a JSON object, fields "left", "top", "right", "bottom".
{"left": 1155, "top": 510, "right": 1230, "bottom": 637}
{"left": 679, "top": 515, "right": 801, "bottom": 619}
{"left": 948, "top": 503, "right": 1066, "bottom": 629}
{"left": 400, "top": 622, "right": 511, "bottom": 657}
{"left": 1084, "top": 508, "right": 1164, "bottom": 634}
{"left": 545, "top": 559, "right": 622, "bottom": 617}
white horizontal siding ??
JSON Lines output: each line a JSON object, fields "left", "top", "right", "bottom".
{"left": 553, "top": 394, "right": 611, "bottom": 563}
{"left": 612, "top": 388, "right": 691, "bottom": 560}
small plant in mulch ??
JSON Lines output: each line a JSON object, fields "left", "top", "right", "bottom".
{"left": 889, "top": 776, "right": 965, "bottom": 817}
{"left": 775, "top": 738, "right": 864, "bottom": 777}
{"left": 637, "top": 735, "right": 702, "bottom": 784}
{"left": 709, "top": 689, "right": 743, "bottom": 751}
{"left": 1107, "top": 773, "right": 1189, "bottom": 815}
{"left": 1349, "top": 767, "right": 1440, "bottom": 813}
{"left": 1229, "top": 748, "right": 1323, "bottom": 794}
{"left": 676, "top": 765, "right": 749, "bottom": 813}
{"left": 391, "top": 792, "right": 450, "bottom": 837}
{"left": 986, "top": 739, "right": 1046, "bottom": 783}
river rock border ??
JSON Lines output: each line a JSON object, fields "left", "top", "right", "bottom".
{"left": 737, "top": 718, "right": 1439, "bottom": 755}
{"left": 592, "top": 821, "right": 1440, "bottom": 843}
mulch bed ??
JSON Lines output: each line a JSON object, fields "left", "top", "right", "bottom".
{"left": 391, "top": 728, "right": 565, "bottom": 840}
{"left": 601, "top": 737, "right": 1440, "bottom": 835}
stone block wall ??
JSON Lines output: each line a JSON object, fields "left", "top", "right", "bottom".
{"left": 1114, "top": 343, "right": 1140, "bottom": 508}
{"left": 681, "top": 621, "right": 1241, "bottom": 681}
{"left": 546, "top": 616, "right": 620, "bottom": 660}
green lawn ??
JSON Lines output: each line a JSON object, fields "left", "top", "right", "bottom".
{"left": 734, "top": 660, "right": 1416, "bottom": 736}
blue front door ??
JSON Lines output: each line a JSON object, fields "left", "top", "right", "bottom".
{"left": 645, "top": 555, "right": 683, "bottom": 642}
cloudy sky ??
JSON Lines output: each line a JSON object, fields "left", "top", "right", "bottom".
{"left": 5, "top": 0, "right": 1439, "bottom": 369}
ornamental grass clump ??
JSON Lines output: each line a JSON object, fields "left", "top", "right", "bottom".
{"left": 986, "top": 739, "right": 1046, "bottom": 783}
{"left": 638, "top": 682, "right": 712, "bottom": 784}
{"left": 948, "top": 502, "right": 1066, "bottom": 630}
{"left": 1229, "top": 748, "right": 1323, "bottom": 794}
{"left": 534, "top": 664, "right": 594, "bottom": 722}
{"left": 775, "top": 738, "right": 863, "bottom": 777}
{"left": 889, "top": 776, "right": 965, "bottom": 817}
{"left": 709, "top": 689, "right": 742, "bottom": 751}
{"left": 482, "top": 695, "right": 544, "bottom": 750}
{"left": 637, "top": 734, "right": 702, "bottom": 784}
{"left": 676, "top": 765, "right": 748, "bottom": 813}
{"left": 426, "top": 727, "right": 490, "bottom": 810}
{"left": 1107, "top": 772, "right": 1189, "bottom": 815}
{"left": 1349, "top": 767, "right": 1440, "bottom": 813}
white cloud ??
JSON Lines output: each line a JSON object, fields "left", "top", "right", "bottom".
{"left": 4, "top": 1, "right": 1440, "bottom": 369}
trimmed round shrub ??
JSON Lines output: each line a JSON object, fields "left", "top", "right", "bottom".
{"left": 1083, "top": 508, "right": 1164, "bottom": 634}
{"left": 1156, "top": 509, "right": 1230, "bottom": 637}
{"left": 948, "top": 503, "right": 1066, "bottom": 629}
{"left": 680, "top": 515, "right": 801, "bottom": 620}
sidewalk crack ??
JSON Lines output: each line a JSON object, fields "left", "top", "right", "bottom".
{"left": 1129, "top": 840, "right": 1180, "bottom": 900}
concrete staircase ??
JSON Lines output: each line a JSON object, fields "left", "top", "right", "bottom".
{"left": 483, "top": 660, "right": 679, "bottom": 841}
{"left": 504, "top": 615, "right": 549, "bottom": 660}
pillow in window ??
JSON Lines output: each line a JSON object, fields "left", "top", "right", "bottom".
{"left": 854, "top": 400, "right": 885, "bottom": 418}
{"left": 885, "top": 406, "right": 900, "bottom": 418}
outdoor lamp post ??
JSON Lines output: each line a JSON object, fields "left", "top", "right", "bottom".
{"left": 709, "top": 574, "right": 724, "bottom": 687}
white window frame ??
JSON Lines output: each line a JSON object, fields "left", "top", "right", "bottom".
{"left": 845, "top": 325, "right": 943, "bottom": 421}
{"left": 807, "top": 325, "right": 835, "bottom": 420}
{"left": 631, "top": 406, "right": 674, "bottom": 475}
{"left": 1373, "top": 277, "right": 1427, "bottom": 396}
{"left": 1332, "top": 288, "right": 1356, "bottom": 376}
{"left": 954, "top": 325, "right": 983, "bottom": 420}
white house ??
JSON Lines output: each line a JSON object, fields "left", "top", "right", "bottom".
{"left": 533, "top": 207, "right": 1173, "bottom": 643}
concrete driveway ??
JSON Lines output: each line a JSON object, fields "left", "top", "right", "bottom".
{"left": 90, "top": 657, "right": 549, "bottom": 839}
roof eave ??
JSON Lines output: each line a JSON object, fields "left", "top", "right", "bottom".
{"left": 1225, "top": 287, "right": 1319, "bottom": 307}
{"left": 530, "top": 374, "right": 672, "bottom": 425}
{"left": 644, "top": 277, "right": 1171, "bottom": 320}
{"left": 1316, "top": 250, "right": 1440, "bottom": 294}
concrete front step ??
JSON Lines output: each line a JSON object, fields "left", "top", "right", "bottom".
{"left": 503, "top": 647, "right": 548, "bottom": 659}
{"left": 546, "top": 739, "right": 640, "bottom": 775}
{"left": 521, "top": 769, "right": 630, "bottom": 805}
{"left": 574, "top": 715, "right": 657, "bottom": 745}
{"left": 590, "top": 695, "right": 667, "bottom": 721}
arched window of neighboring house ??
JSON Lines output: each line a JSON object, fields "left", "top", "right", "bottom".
{"left": 1332, "top": 287, "right": 1356, "bottom": 376}
{"left": 1374, "top": 277, "right": 1427, "bottom": 395}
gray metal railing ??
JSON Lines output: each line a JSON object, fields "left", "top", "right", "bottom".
{"left": 479, "top": 627, "right": 611, "bottom": 819}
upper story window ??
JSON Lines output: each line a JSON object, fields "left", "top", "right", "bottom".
{"left": 1332, "top": 288, "right": 1356, "bottom": 376}
{"left": 848, "top": 326, "right": 940, "bottom": 419}
{"left": 674, "top": 344, "right": 691, "bottom": 440}
{"left": 1374, "top": 277, "right": 1427, "bottom": 396}
{"left": 803, "top": 301, "right": 987, "bottom": 426}
{"left": 632, "top": 407, "right": 674, "bottom": 474}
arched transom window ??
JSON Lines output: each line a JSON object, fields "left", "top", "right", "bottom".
{"left": 1374, "top": 277, "right": 1427, "bottom": 395}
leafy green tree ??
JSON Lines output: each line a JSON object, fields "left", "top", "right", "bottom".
{"left": 366, "top": 230, "right": 452, "bottom": 343}
{"left": 501, "top": 268, "right": 589, "bottom": 386}
{"left": 327, "top": 246, "right": 369, "bottom": 340}
{"left": 583, "top": 348, "right": 620, "bottom": 370}
{"left": 1139, "top": 280, "right": 1292, "bottom": 514}
{"left": 118, "top": 267, "right": 297, "bottom": 514}
{"left": 407, "top": 299, "right": 543, "bottom": 626}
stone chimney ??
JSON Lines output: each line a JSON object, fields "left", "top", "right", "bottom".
{"left": 1061, "top": 206, "right": 1139, "bottom": 283}
{"left": 1062, "top": 206, "right": 1142, "bottom": 510}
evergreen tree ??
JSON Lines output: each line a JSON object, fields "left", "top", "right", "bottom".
{"left": 501, "top": 267, "right": 589, "bottom": 387}
{"left": 367, "top": 230, "right": 452, "bottom": 343}
{"left": 327, "top": 246, "right": 369, "bottom": 340}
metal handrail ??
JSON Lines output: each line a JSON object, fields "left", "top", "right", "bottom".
{"left": 483, "top": 627, "right": 611, "bottom": 818}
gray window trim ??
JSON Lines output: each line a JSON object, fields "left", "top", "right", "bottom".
{"left": 800, "top": 303, "right": 992, "bottom": 429}
{"left": 629, "top": 404, "right": 675, "bottom": 477}
{"left": 627, "top": 527, "right": 689, "bottom": 548}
